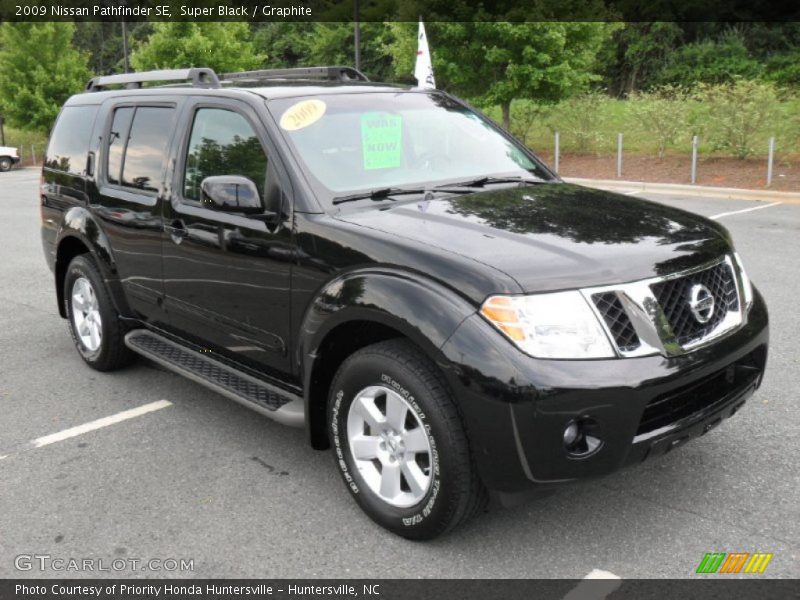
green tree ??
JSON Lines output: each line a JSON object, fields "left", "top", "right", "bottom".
{"left": 0, "top": 23, "right": 90, "bottom": 132}
{"left": 386, "top": 22, "right": 613, "bottom": 130}
{"left": 252, "top": 23, "right": 309, "bottom": 69}
{"left": 253, "top": 23, "right": 394, "bottom": 82}
{"left": 656, "top": 30, "right": 761, "bottom": 88}
{"left": 601, "top": 22, "right": 682, "bottom": 95}
{"left": 73, "top": 22, "right": 151, "bottom": 75}
{"left": 131, "top": 22, "right": 265, "bottom": 73}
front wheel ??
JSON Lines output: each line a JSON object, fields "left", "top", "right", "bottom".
{"left": 64, "top": 254, "right": 135, "bottom": 371}
{"left": 328, "top": 339, "right": 486, "bottom": 540}
{"left": 0, "top": 157, "right": 12, "bottom": 172}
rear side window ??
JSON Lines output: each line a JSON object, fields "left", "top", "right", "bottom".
{"left": 45, "top": 106, "right": 99, "bottom": 175}
{"left": 106, "top": 106, "right": 175, "bottom": 192}
{"left": 107, "top": 107, "right": 134, "bottom": 185}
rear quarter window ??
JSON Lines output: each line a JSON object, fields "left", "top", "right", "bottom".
{"left": 45, "top": 105, "right": 100, "bottom": 175}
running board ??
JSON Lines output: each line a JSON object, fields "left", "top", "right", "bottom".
{"left": 124, "top": 330, "right": 304, "bottom": 427}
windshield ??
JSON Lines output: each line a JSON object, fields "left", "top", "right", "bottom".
{"left": 268, "top": 91, "right": 554, "bottom": 204}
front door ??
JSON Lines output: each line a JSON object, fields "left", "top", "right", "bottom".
{"left": 162, "top": 99, "right": 294, "bottom": 377}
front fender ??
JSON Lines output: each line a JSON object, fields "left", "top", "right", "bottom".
{"left": 300, "top": 267, "right": 478, "bottom": 370}
{"left": 299, "top": 268, "right": 479, "bottom": 444}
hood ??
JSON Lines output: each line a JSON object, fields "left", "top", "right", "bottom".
{"left": 335, "top": 183, "right": 731, "bottom": 293}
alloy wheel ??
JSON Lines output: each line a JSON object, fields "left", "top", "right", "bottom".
{"left": 346, "top": 385, "right": 433, "bottom": 508}
{"left": 71, "top": 276, "right": 103, "bottom": 352}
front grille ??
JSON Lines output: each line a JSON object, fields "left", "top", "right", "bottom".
{"left": 592, "top": 292, "right": 641, "bottom": 352}
{"left": 636, "top": 350, "right": 763, "bottom": 436}
{"left": 650, "top": 262, "right": 739, "bottom": 346}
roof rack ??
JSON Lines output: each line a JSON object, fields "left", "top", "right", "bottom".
{"left": 220, "top": 66, "right": 369, "bottom": 83}
{"left": 84, "top": 66, "right": 368, "bottom": 93}
{"left": 85, "top": 68, "right": 221, "bottom": 92}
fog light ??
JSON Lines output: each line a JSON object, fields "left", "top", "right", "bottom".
{"left": 563, "top": 418, "right": 603, "bottom": 458}
{"left": 563, "top": 421, "right": 581, "bottom": 447}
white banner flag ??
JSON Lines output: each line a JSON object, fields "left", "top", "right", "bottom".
{"left": 414, "top": 20, "right": 436, "bottom": 89}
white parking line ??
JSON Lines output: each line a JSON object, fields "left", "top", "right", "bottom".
{"left": 584, "top": 569, "right": 622, "bottom": 579}
{"left": 30, "top": 400, "right": 172, "bottom": 448}
{"left": 562, "top": 570, "right": 622, "bottom": 600}
{"left": 710, "top": 201, "right": 781, "bottom": 220}
{"left": 623, "top": 190, "right": 641, "bottom": 195}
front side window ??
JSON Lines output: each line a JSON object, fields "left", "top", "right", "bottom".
{"left": 268, "top": 92, "right": 552, "bottom": 203}
{"left": 105, "top": 106, "right": 174, "bottom": 192}
{"left": 183, "top": 108, "right": 268, "bottom": 203}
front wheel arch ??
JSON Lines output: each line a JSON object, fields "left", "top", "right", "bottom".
{"left": 305, "top": 317, "right": 441, "bottom": 450}
{"left": 299, "top": 270, "right": 479, "bottom": 450}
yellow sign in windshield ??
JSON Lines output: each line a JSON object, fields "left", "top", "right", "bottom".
{"left": 279, "top": 99, "right": 327, "bottom": 131}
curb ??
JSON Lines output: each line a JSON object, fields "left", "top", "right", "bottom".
{"left": 563, "top": 177, "right": 800, "bottom": 203}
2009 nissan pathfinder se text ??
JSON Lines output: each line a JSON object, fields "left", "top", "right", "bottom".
{"left": 40, "top": 66, "right": 768, "bottom": 539}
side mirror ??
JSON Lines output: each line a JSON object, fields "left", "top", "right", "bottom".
{"left": 200, "top": 175, "right": 262, "bottom": 214}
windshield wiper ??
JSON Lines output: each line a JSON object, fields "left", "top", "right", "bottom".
{"left": 434, "top": 175, "right": 545, "bottom": 189}
{"left": 332, "top": 186, "right": 473, "bottom": 205}
{"left": 332, "top": 187, "right": 427, "bottom": 205}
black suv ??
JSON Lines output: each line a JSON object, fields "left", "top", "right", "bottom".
{"left": 41, "top": 66, "right": 768, "bottom": 539}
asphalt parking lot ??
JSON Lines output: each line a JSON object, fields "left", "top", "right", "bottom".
{"left": 0, "top": 167, "right": 797, "bottom": 579}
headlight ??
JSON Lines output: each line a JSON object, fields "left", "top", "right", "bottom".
{"left": 480, "top": 291, "right": 615, "bottom": 359}
{"left": 733, "top": 252, "right": 754, "bottom": 310}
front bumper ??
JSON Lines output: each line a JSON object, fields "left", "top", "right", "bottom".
{"left": 439, "top": 288, "right": 769, "bottom": 494}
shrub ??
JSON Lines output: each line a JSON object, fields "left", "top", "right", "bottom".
{"left": 628, "top": 86, "right": 688, "bottom": 159}
{"left": 509, "top": 101, "right": 551, "bottom": 146}
{"left": 546, "top": 91, "right": 610, "bottom": 154}
{"left": 695, "top": 80, "right": 780, "bottom": 160}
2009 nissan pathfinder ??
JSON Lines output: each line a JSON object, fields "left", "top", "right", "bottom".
{"left": 40, "top": 66, "right": 768, "bottom": 539}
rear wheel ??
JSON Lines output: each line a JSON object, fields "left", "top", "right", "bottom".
{"left": 328, "top": 339, "right": 486, "bottom": 539}
{"left": 64, "top": 254, "right": 135, "bottom": 371}
{"left": 0, "top": 157, "right": 12, "bottom": 172}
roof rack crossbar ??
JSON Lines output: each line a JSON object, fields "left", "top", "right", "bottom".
{"left": 85, "top": 68, "right": 221, "bottom": 92}
{"left": 221, "top": 66, "right": 369, "bottom": 83}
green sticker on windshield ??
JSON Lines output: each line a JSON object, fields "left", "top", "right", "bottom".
{"left": 361, "top": 112, "right": 402, "bottom": 170}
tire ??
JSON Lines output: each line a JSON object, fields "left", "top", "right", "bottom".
{"left": 0, "top": 157, "right": 12, "bottom": 172}
{"left": 328, "top": 339, "right": 486, "bottom": 540}
{"left": 64, "top": 254, "right": 136, "bottom": 371}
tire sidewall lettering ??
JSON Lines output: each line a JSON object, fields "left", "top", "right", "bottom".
{"left": 331, "top": 370, "right": 442, "bottom": 528}
{"left": 331, "top": 388, "right": 359, "bottom": 494}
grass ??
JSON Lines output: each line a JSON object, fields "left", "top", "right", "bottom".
{"left": 483, "top": 96, "right": 800, "bottom": 160}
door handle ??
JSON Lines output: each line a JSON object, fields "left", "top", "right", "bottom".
{"left": 165, "top": 219, "right": 188, "bottom": 243}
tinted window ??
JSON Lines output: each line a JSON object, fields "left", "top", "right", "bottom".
{"left": 183, "top": 109, "right": 267, "bottom": 202}
{"left": 45, "top": 106, "right": 99, "bottom": 175}
{"left": 107, "top": 107, "right": 133, "bottom": 185}
{"left": 120, "top": 107, "right": 175, "bottom": 192}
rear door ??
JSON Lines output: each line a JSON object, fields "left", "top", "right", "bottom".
{"left": 94, "top": 99, "right": 181, "bottom": 323}
{"left": 162, "top": 97, "right": 295, "bottom": 377}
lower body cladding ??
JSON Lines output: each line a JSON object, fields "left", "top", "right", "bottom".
{"left": 439, "top": 289, "right": 769, "bottom": 501}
